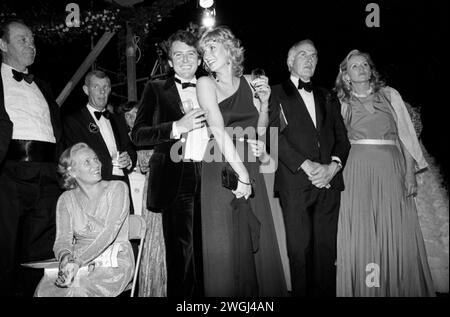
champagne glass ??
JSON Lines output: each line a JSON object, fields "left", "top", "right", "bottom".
{"left": 251, "top": 68, "right": 265, "bottom": 98}
{"left": 182, "top": 99, "right": 194, "bottom": 113}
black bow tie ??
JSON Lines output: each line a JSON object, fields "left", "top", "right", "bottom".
{"left": 94, "top": 110, "right": 111, "bottom": 120}
{"left": 174, "top": 77, "right": 196, "bottom": 89}
{"left": 12, "top": 69, "right": 34, "bottom": 84}
{"left": 298, "top": 79, "right": 313, "bottom": 93}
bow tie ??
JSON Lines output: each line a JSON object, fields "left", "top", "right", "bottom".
{"left": 12, "top": 69, "right": 34, "bottom": 84}
{"left": 298, "top": 79, "right": 313, "bottom": 93}
{"left": 94, "top": 110, "right": 111, "bottom": 120}
{"left": 174, "top": 77, "right": 196, "bottom": 89}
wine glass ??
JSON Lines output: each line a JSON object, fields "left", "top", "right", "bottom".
{"left": 251, "top": 68, "right": 265, "bottom": 98}
{"left": 182, "top": 99, "right": 194, "bottom": 113}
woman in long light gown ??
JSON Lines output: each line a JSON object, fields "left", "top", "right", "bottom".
{"left": 35, "top": 143, "right": 134, "bottom": 297}
{"left": 335, "top": 49, "right": 435, "bottom": 296}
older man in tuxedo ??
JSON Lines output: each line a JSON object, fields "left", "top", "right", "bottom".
{"left": 270, "top": 39, "right": 350, "bottom": 297}
{"left": 0, "top": 19, "right": 63, "bottom": 296}
{"left": 63, "top": 70, "right": 137, "bottom": 210}
{"left": 132, "top": 30, "right": 207, "bottom": 297}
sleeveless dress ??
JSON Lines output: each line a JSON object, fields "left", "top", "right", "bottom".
{"left": 35, "top": 181, "right": 134, "bottom": 297}
{"left": 336, "top": 92, "right": 435, "bottom": 296}
{"left": 201, "top": 77, "right": 288, "bottom": 297}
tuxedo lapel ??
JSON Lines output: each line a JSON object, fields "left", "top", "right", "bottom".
{"left": 281, "top": 79, "right": 317, "bottom": 131}
{"left": 164, "top": 77, "right": 184, "bottom": 117}
{"left": 313, "top": 87, "right": 326, "bottom": 132}
{"left": 109, "top": 114, "right": 123, "bottom": 151}
{"left": 81, "top": 107, "right": 111, "bottom": 155}
{"left": 31, "top": 78, "right": 62, "bottom": 142}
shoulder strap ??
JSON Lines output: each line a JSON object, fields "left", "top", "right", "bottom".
{"left": 243, "top": 75, "right": 261, "bottom": 113}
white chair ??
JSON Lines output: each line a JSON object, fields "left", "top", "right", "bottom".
{"left": 125, "top": 214, "right": 147, "bottom": 297}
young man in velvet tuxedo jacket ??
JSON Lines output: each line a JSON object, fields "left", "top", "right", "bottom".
{"left": 62, "top": 70, "right": 137, "bottom": 210}
{"left": 270, "top": 40, "right": 351, "bottom": 297}
{"left": 0, "top": 19, "right": 63, "bottom": 296}
{"left": 131, "top": 30, "right": 207, "bottom": 297}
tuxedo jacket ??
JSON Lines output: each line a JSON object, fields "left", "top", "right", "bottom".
{"left": 63, "top": 107, "right": 137, "bottom": 182}
{"left": 0, "top": 73, "right": 62, "bottom": 166}
{"left": 131, "top": 77, "right": 190, "bottom": 211}
{"left": 269, "top": 79, "right": 350, "bottom": 192}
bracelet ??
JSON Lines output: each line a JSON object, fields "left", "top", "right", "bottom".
{"left": 238, "top": 178, "right": 251, "bottom": 186}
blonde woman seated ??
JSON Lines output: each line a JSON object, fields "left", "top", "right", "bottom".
{"left": 35, "top": 143, "right": 134, "bottom": 297}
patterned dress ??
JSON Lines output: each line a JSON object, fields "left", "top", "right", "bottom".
{"left": 35, "top": 181, "right": 134, "bottom": 297}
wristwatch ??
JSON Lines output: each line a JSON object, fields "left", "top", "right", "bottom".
{"left": 331, "top": 159, "right": 342, "bottom": 169}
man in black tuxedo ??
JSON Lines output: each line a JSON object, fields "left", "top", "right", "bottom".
{"left": 0, "top": 19, "right": 63, "bottom": 296}
{"left": 131, "top": 30, "right": 206, "bottom": 297}
{"left": 63, "top": 70, "right": 137, "bottom": 210}
{"left": 270, "top": 39, "right": 350, "bottom": 297}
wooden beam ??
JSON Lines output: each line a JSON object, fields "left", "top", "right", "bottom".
{"left": 56, "top": 31, "right": 116, "bottom": 106}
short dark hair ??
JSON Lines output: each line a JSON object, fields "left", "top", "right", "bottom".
{"left": 84, "top": 70, "right": 111, "bottom": 86}
{"left": 0, "top": 18, "right": 27, "bottom": 42}
{"left": 167, "top": 30, "right": 198, "bottom": 60}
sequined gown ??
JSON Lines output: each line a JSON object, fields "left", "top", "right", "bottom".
{"left": 35, "top": 181, "right": 134, "bottom": 297}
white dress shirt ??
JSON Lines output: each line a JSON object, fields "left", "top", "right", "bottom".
{"left": 290, "top": 75, "right": 316, "bottom": 128}
{"left": 1, "top": 63, "right": 56, "bottom": 143}
{"left": 172, "top": 75, "right": 209, "bottom": 161}
{"left": 86, "top": 104, "right": 123, "bottom": 176}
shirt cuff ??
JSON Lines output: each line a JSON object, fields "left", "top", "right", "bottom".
{"left": 331, "top": 156, "right": 341, "bottom": 164}
{"left": 172, "top": 122, "right": 181, "bottom": 139}
{"left": 331, "top": 156, "right": 342, "bottom": 168}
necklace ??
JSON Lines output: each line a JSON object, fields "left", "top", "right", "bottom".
{"left": 351, "top": 87, "right": 373, "bottom": 98}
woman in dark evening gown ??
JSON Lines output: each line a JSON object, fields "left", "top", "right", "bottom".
{"left": 197, "top": 26, "right": 287, "bottom": 297}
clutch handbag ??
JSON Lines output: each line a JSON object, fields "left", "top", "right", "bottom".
{"left": 221, "top": 166, "right": 239, "bottom": 191}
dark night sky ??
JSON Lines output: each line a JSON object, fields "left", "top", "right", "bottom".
{"left": 14, "top": 0, "right": 450, "bottom": 185}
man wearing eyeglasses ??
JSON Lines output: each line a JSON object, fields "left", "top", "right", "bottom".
{"left": 132, "top": 30, "right": 206, "bottom": 297}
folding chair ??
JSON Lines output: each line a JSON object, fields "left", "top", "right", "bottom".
{"left": 125, "top": 214, "right": 147, "bottom": 297}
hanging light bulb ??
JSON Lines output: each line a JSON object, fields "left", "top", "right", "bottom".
{"left": 199, "top": 0, "right": 214, "bottom": 9}
{"left": 202, "top": 8, "right": 215, "bottom": 28}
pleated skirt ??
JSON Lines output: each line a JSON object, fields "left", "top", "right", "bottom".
{"left": 336, "top": 144, "right": 435, "bottom": 297}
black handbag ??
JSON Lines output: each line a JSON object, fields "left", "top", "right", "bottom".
{"left": 221, "top": 166, "right": 239, "bottom": 191}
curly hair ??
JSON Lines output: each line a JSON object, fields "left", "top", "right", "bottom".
{"left": 334, "top": 49, "right": 385, "bottom": 102}
{"left": 198, "top": 26, "right": 244, "bottom": 77}
{"left": 58, "top": 142, "right": 91, "bottom": 190}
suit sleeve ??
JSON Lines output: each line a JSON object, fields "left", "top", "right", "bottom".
{"left": 131, "top": 81, "right": 174, "bottom": 147}
{"left": 0, "top": 104, "right": 13, "bottom": 164}
{"left": 62, "top": 115, "right": 85, "bottom": 150}
{"left": 329, "top": 93, "right": 351, "bottom": 167}
{"left": 269, "top": 94, "right": 310, "bottom": 174}
{"left": 116, "top": 114, "right": 137, "bottom": 171}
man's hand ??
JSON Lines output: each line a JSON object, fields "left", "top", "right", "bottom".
{"left": 117, "top": 151, "right": 132, "bottom": 170}
{"left": 308, "top": 162, "right": 340, "bottom": 189}
{"left": 300, "top": 159, "right": 322, "bottom": 177}
{"left": 176, "top": 109, "right": 208, "bottom": 134}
